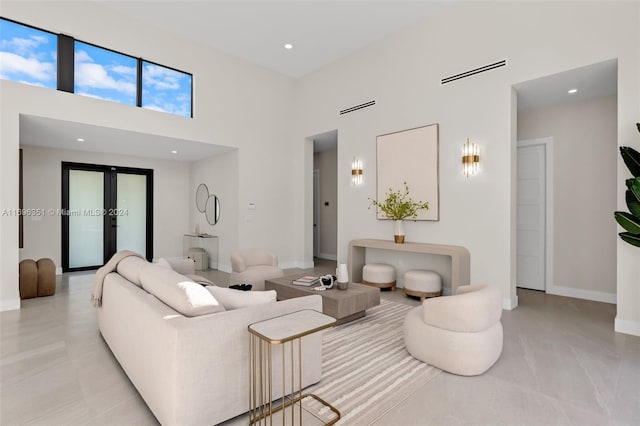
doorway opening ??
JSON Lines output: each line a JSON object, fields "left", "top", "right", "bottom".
{"left": 311, "top": 130, "right": 338, "bottom": 262}
{"left": 513, "top": 59, "right": 618, "bottom": 304}
{"left": 61, "top": 162, "right": 153, "bottom": 271}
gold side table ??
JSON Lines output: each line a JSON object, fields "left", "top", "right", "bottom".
{"left": 248, "top": 310, "right": 340, "bottom": 425}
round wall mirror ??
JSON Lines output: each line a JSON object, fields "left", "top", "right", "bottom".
{"left": 196, "top": 183, "right": 209, "bottom": 213}
{"left": 205, "top": 195, "right": 220, "bottom": 225}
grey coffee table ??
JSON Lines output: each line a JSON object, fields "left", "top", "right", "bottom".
{"left": 265, "top": 275, "right": 380, "bottom": 325}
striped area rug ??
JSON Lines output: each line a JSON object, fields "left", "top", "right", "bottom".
{"left": 304, "top": 300, "right": 440, "bottom": 425}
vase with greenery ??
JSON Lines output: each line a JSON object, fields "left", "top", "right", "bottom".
{"left": 614, "top": 123, "right": 640, "bottom": 248}
{"left": 369, "top": 182, "right": 429, "bottom": 243}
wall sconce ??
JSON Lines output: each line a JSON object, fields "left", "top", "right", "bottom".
{"left": 462, "top": 139, "right": 480, "bottom": 177}
{"left": 351, "top": 157, "right": 363, "bottom": 185}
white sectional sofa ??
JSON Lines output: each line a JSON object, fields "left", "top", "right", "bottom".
{"left": 97, "top": 257, "right": 323, "bottom": 425}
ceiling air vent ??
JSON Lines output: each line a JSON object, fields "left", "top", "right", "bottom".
{"left": 339, "top": 100, "right": 376, "bottom": 116}
{"left": 441, "top": 59, "right": 507, "bottom": 85}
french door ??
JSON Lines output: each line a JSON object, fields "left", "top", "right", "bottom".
{"left": 61, "top": 162, "right": 153, "bottom": 272}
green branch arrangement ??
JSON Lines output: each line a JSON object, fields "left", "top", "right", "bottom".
{"left": 614, "top": 123, "right": 640, "bottom": 247}
{"left": 369, "top": 182, "right": 429, "bottom": 220}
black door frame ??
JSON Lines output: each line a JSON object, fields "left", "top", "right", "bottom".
{"left": 61, "top": 162, "right": 153, "bottom": 272}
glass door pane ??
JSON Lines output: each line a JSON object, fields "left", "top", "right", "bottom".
{"left": 68, "top": 170, "right": 104, "bottom": 268}
{"left": 116, "top": 173, "right": 146, "bottom": 255}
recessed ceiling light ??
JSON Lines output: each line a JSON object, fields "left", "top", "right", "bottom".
{"left": 568, "top": 88, "right": 578, "bottom": 94}
{"left": 76, "top": 138, "right": 85, "bottom": 142}
{"left": 284, "top": 43, "right": 293, "bottom": 50}
{"left": 171, "top": 150, "right": 177, "bottom": 154}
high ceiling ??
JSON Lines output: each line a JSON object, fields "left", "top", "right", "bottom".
{"left": 101, "top": 1, "right": 454, "bottom": 78}
{"left": 18, "top": 2, "right": 618, "bottom": 160}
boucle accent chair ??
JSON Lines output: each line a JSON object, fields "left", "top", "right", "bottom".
{"left": 229, "top": 248, "right": 284, "bottom": 290}
{"left": 403, "top": 284, "right": 503, "bottom": 376}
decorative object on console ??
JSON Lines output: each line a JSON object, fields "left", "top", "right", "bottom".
{"left": 614, "top": 123, "right": 640, "bottom": 247}
{"left": 362, "top": 263, "right": 396, "bottom": 291}
{"left": 376, "top": 123, "right": 439, "bottom": 221}
{"left": 462, "top": 138, "right": 480, "bottom": 177}
{"left": 369, "top": 182, "right": 428, "bottom": 243}
{"left": 351, "top": 156, "right": 363, "bottom": 186}
{"left": 336, "top": 263, "right": 349, "bottom": 290}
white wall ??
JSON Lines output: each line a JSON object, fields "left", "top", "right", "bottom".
{"left": 189, "top": 150, "right": 239, "bottom": 272}
{"left": 2, "top": 1, "right": 639, "bottom": 336}
{"left": 518, "top": 96, "right": 617, "bottom": 300}
{"left": 314, "top": 149, "right": 338, "bottom": 260}
{"left": 19, "top": 146, "right": 190, "bottom": 269}
{"left": 0, "top": 1, "right": 297, "bottom": 311}
{"left": 292, "top": 1, "right": 639, "bottom": 334}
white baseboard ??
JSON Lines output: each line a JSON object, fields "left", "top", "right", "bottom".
{"left": 503, "top": 295, "right": 519, "bottom": 310}
{"left": 55, "top": 267, "right": 62, "bottom": 275}
{"left": 547, "top": 285, "right": 616, "bottom": 304}
{"left": 280, "top": 260, "right": 315, "bottom": 270}
{"left": 317, "top": 253, "right": 337, "bottom": 261}
{"left": 217, "top": 263, "right": 232, "bottom": 273}
{"left": 0, "top": 298, "right": 20, "bottom": 312}
{"left": 615, "top": 317, "right": 640, "bottom": 337}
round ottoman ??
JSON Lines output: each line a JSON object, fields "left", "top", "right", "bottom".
{"left": 403, "top": 269, "right": 442, "bottom": 301}
{"left": 362, "top": 263, "right": 396, "bottom": 291}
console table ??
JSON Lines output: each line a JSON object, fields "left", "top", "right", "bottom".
{"left": 182, "top": 234, "right": 218, "bottom": 270}
{"left": 348, "top": 239, "right": 470, "bottom": 294}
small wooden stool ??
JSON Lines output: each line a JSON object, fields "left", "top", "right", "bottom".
{"left": 403, "top": 269, "right": 442, "bottom": 301}
{"left": 362, "top": 263, "right": 396, "bottom": 291}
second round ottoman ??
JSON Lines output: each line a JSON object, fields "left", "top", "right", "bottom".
{"left": 362, "top": 263, "right": 396, "bottom": 291}
{"left": 403, "top": 269, "right": 442, "bottom": 301}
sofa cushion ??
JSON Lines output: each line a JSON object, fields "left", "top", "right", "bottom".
{"left": 155, "top": 258, "right": 172, "bottom": 269}
{"left": 116, "top": 256, "right": 148, "bottom": 287}
{"left": 206, "top": 286, "right": 276, "bottom": 310}
{"left": 140, "top": 264, "right": 225, "bottom": 317}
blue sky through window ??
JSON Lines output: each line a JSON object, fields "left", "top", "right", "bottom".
{"left": 142, "top": 62, "right": 192, "bottom": 118}
{"left": 74, "top": 41, "right": 137, "bottom": 105}
{"left": 0, "top": 19, "right": 57, "bottom": 89}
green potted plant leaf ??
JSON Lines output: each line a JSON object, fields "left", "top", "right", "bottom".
{"left": 369, "top": 182, "right": 429, "bottom": 243}
{"left": 614, "top": 123, "right": 640, "bottom": 247}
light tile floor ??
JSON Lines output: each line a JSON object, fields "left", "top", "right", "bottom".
{"left": 1, "top": 262, "right": 638, "bottom": 425}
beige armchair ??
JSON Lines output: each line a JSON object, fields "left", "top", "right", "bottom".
{"left": 229, "top": 249, "right": 284, "bottom": 291}
{"left": 403, "top": 284, "right": 503, "bottom": 376}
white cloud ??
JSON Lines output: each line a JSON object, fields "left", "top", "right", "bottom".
{"left": 110, "top": 64, "right": 136, "bottom": 77}
{"left": 143, "top": 63, "right": 186, "bottom": 91}
{"left": 75, "top": 62, "right": 136, "bottom": 96}
{"left": 0, "top": 51, "right": 54, "bottom": 81}
{"left": 74, "top": 49, "right": 94, "bottom": 63}
{"left": 1, "top": 35, "right": 51, "bottom": 57}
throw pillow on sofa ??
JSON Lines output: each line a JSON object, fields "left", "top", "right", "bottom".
{"left": 140, "top": 264, "right": 225, "bottom": 317}
{"left": 206, "top": 286, "right": 276, "bottom": 310}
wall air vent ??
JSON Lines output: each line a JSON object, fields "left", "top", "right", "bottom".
{"left": 441, "top": 59, "right": 507, "bottom": 85}
{"left": 339, "top": 100, "right": 376, "bottom": 115}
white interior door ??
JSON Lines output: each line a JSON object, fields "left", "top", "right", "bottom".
{"left": 517, "top": 143, "right": 546, "bottom": 291}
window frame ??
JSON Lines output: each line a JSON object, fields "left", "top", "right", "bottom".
{"left": 0, "top": 16, "right": 193, "bottom": 118}
{"left": 141, "top": 58, "right": 193, "bottom": 118}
